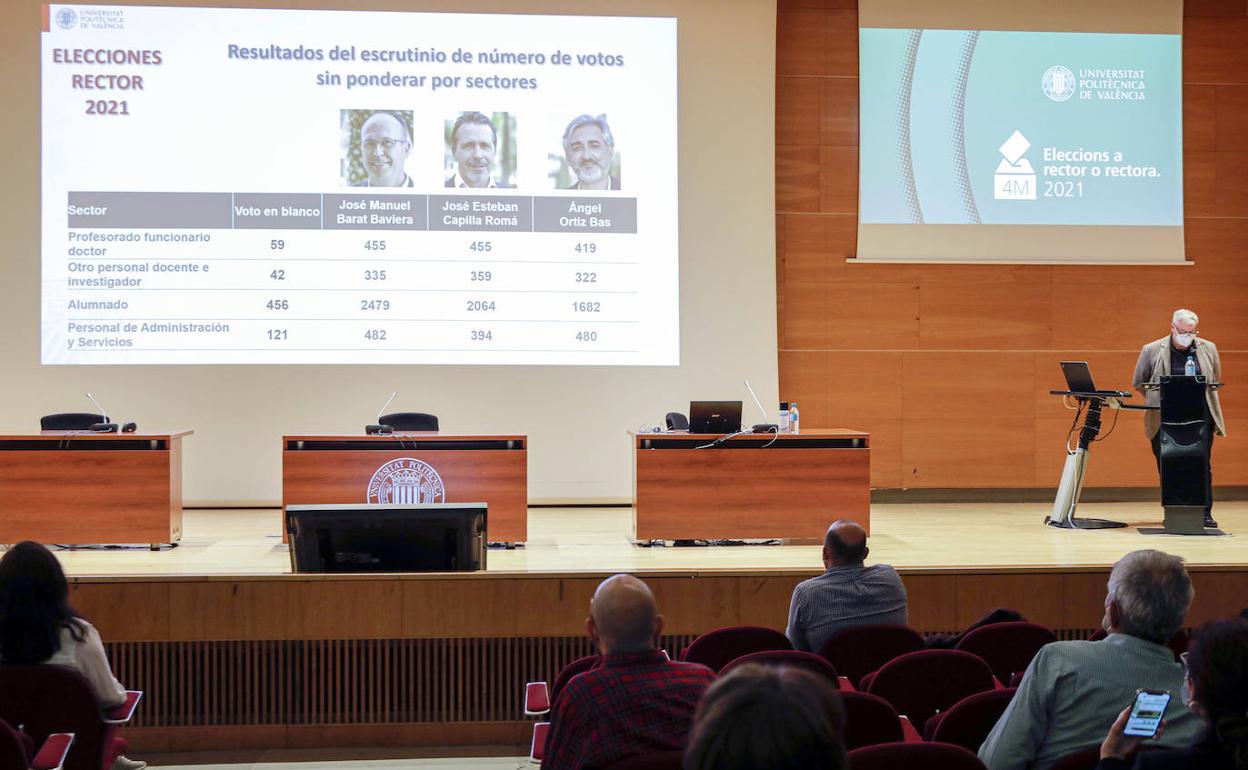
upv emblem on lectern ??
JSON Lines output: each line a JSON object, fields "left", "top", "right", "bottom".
{"left": 366, "top": 458, "right": 447, "bottom": 504}
{"left": 994, "top": 130, "right": 1037, "bottom": 201}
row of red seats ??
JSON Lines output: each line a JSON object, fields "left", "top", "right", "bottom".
{"left": 0, "top": 666, "right": 142, "bottom": 770}
{"left": 524, "top": 621, "right": 1066, "bottom": 767}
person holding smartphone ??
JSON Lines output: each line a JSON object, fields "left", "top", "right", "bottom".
{"left": 1097, "top": 619, "right": 1248, "bottom": 769}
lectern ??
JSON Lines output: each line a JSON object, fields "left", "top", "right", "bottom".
{"left": 1140, "top": 375, "right": 1224, "bottom": 535}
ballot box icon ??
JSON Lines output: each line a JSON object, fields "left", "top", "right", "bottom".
{"left": 994, "top": 130, "right": 1037, "bottom": 200}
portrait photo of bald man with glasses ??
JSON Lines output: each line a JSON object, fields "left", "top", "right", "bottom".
{"left": 345, "top": 110, "right": 414, "bottom": 188}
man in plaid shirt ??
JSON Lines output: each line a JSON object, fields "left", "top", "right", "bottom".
{"left": 542, "top": 574, "right": 714, "bottom": 770}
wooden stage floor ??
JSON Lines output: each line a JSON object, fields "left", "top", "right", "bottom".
{"left": 53, "top": 501, "right": 1245, "bottom": 579}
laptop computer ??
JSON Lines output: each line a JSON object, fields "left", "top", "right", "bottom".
{"left": 1059, "top": 361, "right": 1120, "bottom": 394}
{"left": 688, "top": 401, "right": 743, "bottom": 434}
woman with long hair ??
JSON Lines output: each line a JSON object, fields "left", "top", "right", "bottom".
{"left": 0, "top": 541, "right": 145, "bottom": 770}
{"left": 1099, "top": 618, "right": 1248, "bottom": 770}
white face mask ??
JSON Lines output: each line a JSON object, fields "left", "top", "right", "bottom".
{"left": 1172, "top": 332, "right": 1195, "bottom": 348}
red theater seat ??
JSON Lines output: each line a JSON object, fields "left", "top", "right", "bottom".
{"left": 848, "top": 741, "right": 989, "bottom": 770}
{"left": 955, "top": 622, "right": 1057, "bottom": 685}
{"left": 864, "top": 650, "right": 996, "bottom": 727}
{"left": 719, "top": 649, "right": 847, "bottom": 689}
{"left": 0, "top": 666, "right": 139, "bottom": 770}
{"left": 817, "top": 624, "right": 925, "bottom": 689}
{"left": 680, "top": 626, "right": 791, "bottom": 673}
{"left": 924, "top": 688, "right": 1017, "bottom": 750}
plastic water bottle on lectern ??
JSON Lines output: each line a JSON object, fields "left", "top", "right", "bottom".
{"left": 779, "top": 402, "right": 791, "bottom": 433}
{"left": 789, "top": 401, "right": 800, "bottom": 433}
{"left": 1185, "top": 355, "right": 1197, "bottom": 376}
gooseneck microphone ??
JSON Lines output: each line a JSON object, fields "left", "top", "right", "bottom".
{"left": 365, "top": 391, "right": 398, "bottom": 435}
{"left": 743, "top": 379, "right": 778, "bottom": 434}
{"left": 85, "top": 392, "right": 119, "bottom": 432}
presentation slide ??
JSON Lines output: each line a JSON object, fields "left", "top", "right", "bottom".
{"left": 41, "top": 5, "right": 678, "bottom": 365}
{"left": 857, "top": 28, "right": 1183, "bottom": 262}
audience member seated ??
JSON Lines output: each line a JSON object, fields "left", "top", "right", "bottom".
{"left": 683, "top": 663, "right": 847, "bottom": 770}
{"left": 542, "top": 574, "right": 714, "bottom": 770}
{"left": 786, "top": 520, "right": 907, "bottom": 653}
{"left": 1096, "top": 618, "right": 1248, "bottom": 770}
{"left": 978, "top": 549, "right": 1202, "bottom": 770}
{"left": 0, "top": 541, "right": 145, "bottom": 770}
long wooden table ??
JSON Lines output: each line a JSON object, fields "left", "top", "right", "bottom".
{"left": 282, "top": 433, "right": 528, "bottom": 544}
{"left": 0, "top": 430, "right": 190, "bottom": 546}
{"left": 632, "top": 429, "right": 870, "bottom": 541}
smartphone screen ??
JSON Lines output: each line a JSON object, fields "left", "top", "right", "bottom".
{"left": 1124, "top": 690, "right": 1171, "bottom": 737}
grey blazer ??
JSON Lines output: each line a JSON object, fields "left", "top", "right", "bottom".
{"left": 1131, "top": 336, "right": 1225, "bottom": 438}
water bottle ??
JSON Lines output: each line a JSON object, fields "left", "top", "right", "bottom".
{"left": 1185, "top": 355, "right": 1197, "bottom": 376}
{"left": 790, "top": 401, "right": 800, "bottom": 433}
{"left": 779, "top": 402, "right": 790, "bottom": 433}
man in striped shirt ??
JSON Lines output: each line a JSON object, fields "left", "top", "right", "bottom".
{"left": 542, "top": 574, "right": 714, "bottom": 770}
{"left": 786, "top": 520, "right": 908, "bottom": 654}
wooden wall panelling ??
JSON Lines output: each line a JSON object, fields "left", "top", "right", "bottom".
{"left": 782, "top": 279, "right": 828, "bottom": 348}
{"left": 512, "top": 577, "right": 599, "bottom": 637}
{"left": 283, "top": 580, "right": 403, "bottom": 639}
{"left": 901, "top": 352, "right": 1037, "bottom": 487}
{"left": 1185, "top": 84, "right": 1218, "bottom": 151}
{"left": 783, "top": 213, "right": 830, "bottom": 282}
{"left": 777, "top": 9, "right": 829, "bottom": 77}
{"left": 1184, "top": 151, "right": 1218, "bottom": 217}
{"left": 1059, "top": 572, "right": 1111, "bottom": 630}
{"left": 1179, "top": 286, "right": 1248, "bottom": 349}
{"left": 825, "top": 10, "right": 859, "bottom": 76}
{"left": 898, "top": 573, "right": 959, "bottom": 632}
{"left": 1188, "top": 571, "right": 1248, "bottom": 624}
{"left": 820, "top": 146, "right": 859, "bottom": 213}
{"left": 779, "top": 350, "right": 831, "bottom": 427}
{"left": 824, "top": 282, "right": 919, "bottom": 348}
{"left": 1184, "top": 217, "right": 1248, "bottom": 287}
{"left": 72, "top": 581, "right": 171, "bottom": 643}
{"left": 822, "top": 77, "right": 859, "bottom": 146}
{"left": 648, "top": 576, "right": 741, "bottom": 634}
{"left": 918, "top": 280, "right": 1053, "bottom": 350}
{"left": 954, "top": 573, "right": 1065, "bottom": 630}
{"left": 903, "top": 417, "right": 1037, "bottom": 488}
{"left": 776, "top": 76, "right": 823, "bottom": 146}
{"left": 776, "top": 145, "right": 822, "bottom": 212}
{"left": 1182, "top": 0, "right": 1248, "bottom": 18}
{"left": 1214, "top": 84, "right": 1248, "bottom": 150}
{"left": 167, "top": 581, "right": 289, "bottom": 641}
{"left": 736, "top": 574, "right": 807, "bottom": 630}
{"left": 1047, "top": 282, "right": 1186, "bottom": 350}
{"left": 401, "top": 578, "right": 519, "bottom": 638}
{"left": 1183, "top": 18, "right": 1248, "bottom": 85}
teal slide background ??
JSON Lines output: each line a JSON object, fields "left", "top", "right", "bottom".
{"left": 859, "top": 29, "right": 1182, "bottom": 226}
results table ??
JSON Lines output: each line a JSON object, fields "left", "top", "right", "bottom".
{"left": 47, "top": 190, "right": 672, "bottom": 365}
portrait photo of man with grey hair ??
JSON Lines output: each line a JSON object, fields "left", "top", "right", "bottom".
{"left": 560, "top": 114, "right": 621, "bottom": 190}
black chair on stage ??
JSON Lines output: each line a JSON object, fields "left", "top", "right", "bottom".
{"left": 665, "top": 412, "right": 689, "bottom": 430}
{"left": 378, "top": 412, "right": 439, "bottom": 432}
{"left": 40, "top": 413, "right": 107, "bottom": 430}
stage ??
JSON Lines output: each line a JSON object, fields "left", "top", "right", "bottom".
{"left": 45, "top": 502, "right": 1248, "bottom": 754}
{"left": 55, "top": 501, "right": 1245, "bottom": 577}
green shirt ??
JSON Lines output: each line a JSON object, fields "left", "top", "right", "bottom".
{"left": 978, "top": 633, "right": 1202, "bottom": 770}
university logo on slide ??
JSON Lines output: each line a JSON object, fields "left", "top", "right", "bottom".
{"left": 55, "top": 7, "right": 78, "bottom": 29}
{"left": 1042, "top": 65, "right": 1075, "bottom": 102}
{"left": 366, "top": 458, "right": 446, "bottom": 504}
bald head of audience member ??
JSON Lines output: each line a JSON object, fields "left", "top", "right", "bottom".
{"left": 587, "top": 574, "right": 664, "bottom": 654}
{"left": 822, "top": 520, "right": 868, "bottom": 570}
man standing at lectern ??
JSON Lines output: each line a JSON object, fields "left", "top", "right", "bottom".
{"left": 1132, "top": 308, "right": 1225, "bottom": 528}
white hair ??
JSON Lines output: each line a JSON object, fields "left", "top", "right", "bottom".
{"left": 1107, "top": 550, "right": 1193, "bottom": 644}
{"left": 1172, "top": 308, "right": 1199, "bottom": 326}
